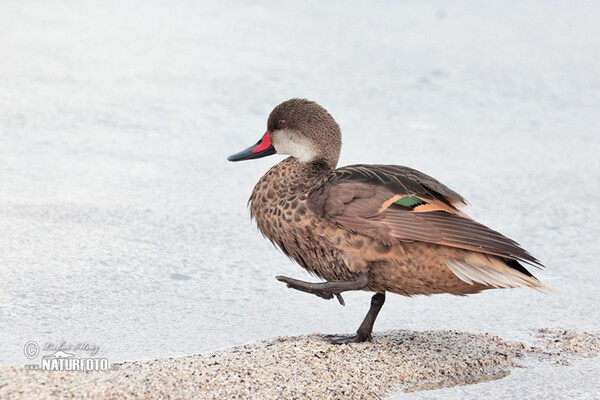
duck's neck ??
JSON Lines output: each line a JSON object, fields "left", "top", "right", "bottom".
{"left": 249, "top": 156, "right": 333, "bottom": 217}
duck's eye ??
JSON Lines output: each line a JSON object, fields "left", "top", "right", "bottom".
{"left": 278, "top": 119, "right": 286, "bottom": 128}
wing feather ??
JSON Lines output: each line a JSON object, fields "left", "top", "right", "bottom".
{"left": 308, "top": 164, "right": 544, "bottom": 269}
{"left": 320, "top": 164, "right": 467, "bottom": 207}
{"left": 380, "top": 211, "right": 542, "bottom": 266}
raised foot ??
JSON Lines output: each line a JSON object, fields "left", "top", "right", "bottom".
{"left": 275, "top": 273, "right": 369, "bottom": 306}
{"left": 275, "top": 275, "right": 344, "bottom": 305}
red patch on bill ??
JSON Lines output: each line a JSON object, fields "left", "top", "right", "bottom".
{"left": 252, "top": 131, "right": 272, "bottom": 153}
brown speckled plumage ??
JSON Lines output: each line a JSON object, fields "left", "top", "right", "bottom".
{"left": 250, "top": 158, "right": 511, "bottom": 296}
{"left": 249, "top": 157, "right": 352, "bottom": 281}
{"left": 230, "top": 98, "right": 552, "bottom": 343}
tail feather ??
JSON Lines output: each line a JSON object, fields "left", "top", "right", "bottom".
{"left": 445, "top": 254, "right": 556, "bottom": 293}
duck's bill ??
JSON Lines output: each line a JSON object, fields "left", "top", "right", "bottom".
{"left": 227, "top": 131, "right": 276, "bottom": 162}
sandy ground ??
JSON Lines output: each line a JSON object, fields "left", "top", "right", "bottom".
{"left": 1, "top": 328, "right": 598, "bottom": 399}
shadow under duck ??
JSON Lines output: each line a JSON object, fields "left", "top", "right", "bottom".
{"left": 228, "top": 98, "right": 553, "bottom": 344}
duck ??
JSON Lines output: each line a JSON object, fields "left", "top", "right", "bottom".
{"left": 228, "top": 98, "right": 553, "bottom": 344}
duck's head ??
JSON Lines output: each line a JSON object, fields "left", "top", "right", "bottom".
{"left": 227, "top": 98, "right": 342, "bottom": 169}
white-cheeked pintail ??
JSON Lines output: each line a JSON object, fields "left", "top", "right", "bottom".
{"left": 228, "top": 98, "right": 553, "bottom": 344}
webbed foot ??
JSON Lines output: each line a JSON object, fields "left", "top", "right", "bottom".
{"left": 323, "top": 332, "right": 371, "bottom": 344}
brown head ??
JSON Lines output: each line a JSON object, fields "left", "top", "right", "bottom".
{"left": 227, "top": 99, "right": 342, "bottom": 170}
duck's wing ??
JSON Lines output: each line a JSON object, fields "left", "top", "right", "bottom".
{"left": 308, "top": 164, "right": 543, "bottom": 268}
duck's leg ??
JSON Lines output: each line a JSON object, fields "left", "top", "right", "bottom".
{"left": 276, "top": 272, "right": 369, "bottom": 306}
{"left": 324, "top": 292, "right": 386, "bottom": 344}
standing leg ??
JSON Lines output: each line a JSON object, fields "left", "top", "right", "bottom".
{"left": 325, "top": 292, "right": 386, "bottom": 344}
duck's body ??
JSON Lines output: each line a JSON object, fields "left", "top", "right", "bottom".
{"left": 230, "top": 98, "right": 551, "bottom": 343}
{"left": 249, "top": 157, "right": 539, "bottom": 297}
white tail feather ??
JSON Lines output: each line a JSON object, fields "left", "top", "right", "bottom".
{"left": 445, "top": 256, "right": 556, "bottom": 292}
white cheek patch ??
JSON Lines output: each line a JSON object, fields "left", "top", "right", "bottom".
{"left": 272, "top": 130, "right": 317, "bottom": 163}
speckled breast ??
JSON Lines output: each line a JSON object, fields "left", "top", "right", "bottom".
{"left": 248, "top": 158, "right": 358, "bottom": 282}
